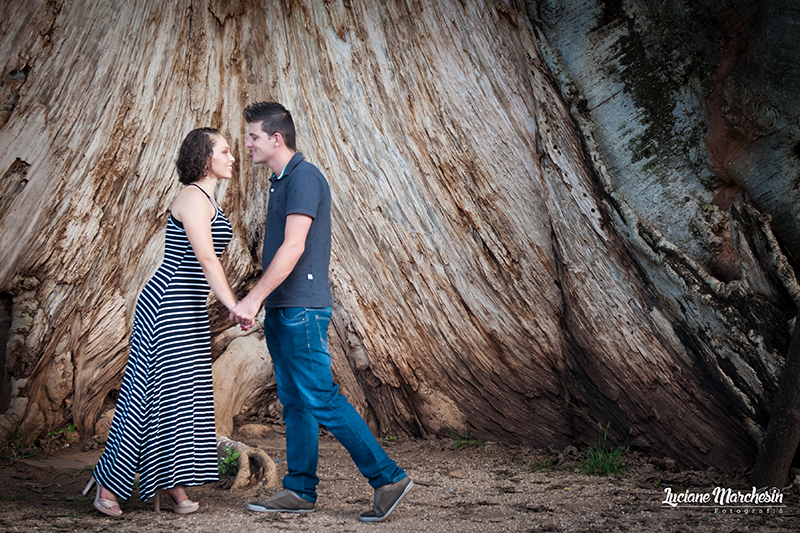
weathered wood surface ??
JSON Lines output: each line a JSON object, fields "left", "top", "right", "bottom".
{"left": 0, "top": 0, "right": 797, "bottom": 472}
{"left": 751, "top": 307, "right": 800, "bottom": 489}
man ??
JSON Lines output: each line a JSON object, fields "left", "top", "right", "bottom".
{"left": 230, "top": 102, "right": 412, "bottom": 522}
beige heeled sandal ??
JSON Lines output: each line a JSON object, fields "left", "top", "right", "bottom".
{"left": 154, "top": 489, "right": 200, "bottom": 514}
{"left": 82, "top": 476, "right": 123, "bottom": 518}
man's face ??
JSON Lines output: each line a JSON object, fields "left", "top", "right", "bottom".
{"left": 245, "top": 122, "right": 274, "bottom": 165}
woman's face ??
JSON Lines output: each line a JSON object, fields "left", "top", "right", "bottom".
{"left": 208, "top": 135, "right": 235, "bottom": 180}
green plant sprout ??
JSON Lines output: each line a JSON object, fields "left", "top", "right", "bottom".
{"left": 450, "top": 431, "right": 483, "bottom": 450}
{"left": 580, "top": 423, "right": 627, "bottom": 476}
{"left": 218, "top": 446, "right": 240, "bottom": 478}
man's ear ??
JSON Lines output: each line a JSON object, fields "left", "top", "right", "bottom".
{"left": 273, "top": 132, "right": 282, "bottom": 146}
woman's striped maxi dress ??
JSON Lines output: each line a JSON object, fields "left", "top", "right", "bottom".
{"left": 94, "top": 191, "right": 232, "bottom": 501}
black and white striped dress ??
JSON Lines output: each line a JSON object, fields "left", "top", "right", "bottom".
{"left": 94, "top": 187, "right": 231, "bottom": 501}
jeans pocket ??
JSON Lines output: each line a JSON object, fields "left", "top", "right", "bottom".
{"left": 280, "top": 307, "right": 307, "bottom": 325}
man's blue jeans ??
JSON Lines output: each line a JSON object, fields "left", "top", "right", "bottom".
{"left": 264, "top": 307, "right": 406, "bottom": 503}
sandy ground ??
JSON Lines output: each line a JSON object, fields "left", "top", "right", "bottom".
{"left": 0, "top": 432, "right": 798, "bottom": 532}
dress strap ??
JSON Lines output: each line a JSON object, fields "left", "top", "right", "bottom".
{"left": 187, "top": 182, "right": 219, "bottom": 209}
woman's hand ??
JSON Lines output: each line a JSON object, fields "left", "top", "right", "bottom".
{"left": 230, "top": 294, "right": 260, "bottom": 327}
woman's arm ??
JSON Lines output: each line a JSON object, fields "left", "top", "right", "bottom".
{"left": 171, "top": 187, "right": 238, "bottom": 311}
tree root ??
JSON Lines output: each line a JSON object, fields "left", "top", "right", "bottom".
{"left": 217, "top": 435, "right": 278, "bottom": 491}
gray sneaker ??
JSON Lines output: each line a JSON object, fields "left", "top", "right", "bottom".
{"left": 247, "top": 489, "right": 315, "bottom": 513}
{"left": 359, "top": 477, "right": 413, "bottom": 522}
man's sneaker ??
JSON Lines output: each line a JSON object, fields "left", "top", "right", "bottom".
{"left": 247, "top": 489, "right": 315, "bottom": 513}
{"left": 359, "top": 477, "right": 413, "bottom": 522}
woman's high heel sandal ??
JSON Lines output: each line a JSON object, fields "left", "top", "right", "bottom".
{"left": 154, "top": 489, "right": 199, "bottom": 514}
{"left": 82, "top": 476, "right": 123, "bottom": 518}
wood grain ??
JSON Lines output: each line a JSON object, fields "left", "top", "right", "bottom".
{"left": 0, "top": 0, "right": 796, "bottom": 470}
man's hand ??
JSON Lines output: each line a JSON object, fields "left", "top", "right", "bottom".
{"left": 230, "top": 295, "right": 260, "bottom": 329}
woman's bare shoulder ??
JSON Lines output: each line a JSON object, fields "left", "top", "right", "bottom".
{"left": 171, "top": 185, "right": 210, "bottom": 222}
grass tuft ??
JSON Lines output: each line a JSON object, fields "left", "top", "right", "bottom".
{"left": 580, "top": 423, "right": 627, "bottom": 476}
{"left": 450, "top": 431, "right": 483, "bottom": 450}
{"left": 0, "top": 421, "right": 39, "bottom": 464}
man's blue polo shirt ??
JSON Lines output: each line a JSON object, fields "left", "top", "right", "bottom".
{"left": 262, "top": 152, "right": 333, "bottom": 308}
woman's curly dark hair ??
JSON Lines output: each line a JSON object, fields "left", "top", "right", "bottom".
{"left": 176, "top": 127, "right": 219, "bottom": 184}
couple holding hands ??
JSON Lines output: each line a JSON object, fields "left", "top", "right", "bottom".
{"left": 82, "top": 102, "right": 412, "bottom": 522}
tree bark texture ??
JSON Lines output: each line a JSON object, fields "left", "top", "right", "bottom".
{"left": 751, "top": 307, "right": 800, "bottom": 488}
{"left": 0, "top": 0, "right": 798, "bottom": 471}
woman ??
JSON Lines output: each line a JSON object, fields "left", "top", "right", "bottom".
{"left": 83, "top": 128, "right": 239, "bottom": 516}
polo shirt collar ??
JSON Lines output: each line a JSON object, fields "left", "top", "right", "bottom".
{"left": 270, "top": 152, "right": 305, "bottom": 182}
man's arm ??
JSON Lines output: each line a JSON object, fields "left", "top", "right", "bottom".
{"left": 230, "top": 213, "right": 313, "bottom": 325}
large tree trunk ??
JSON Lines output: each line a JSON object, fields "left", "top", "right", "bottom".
{"left": 751, "top": 307, "right": 800, "bottom": 488}
{"left": 0, "top": 0, "right": 798, "bottom": 473}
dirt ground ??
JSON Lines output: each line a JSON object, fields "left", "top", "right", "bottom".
{"left": 0, "top": 432, "right": 798, "bottom": 533}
